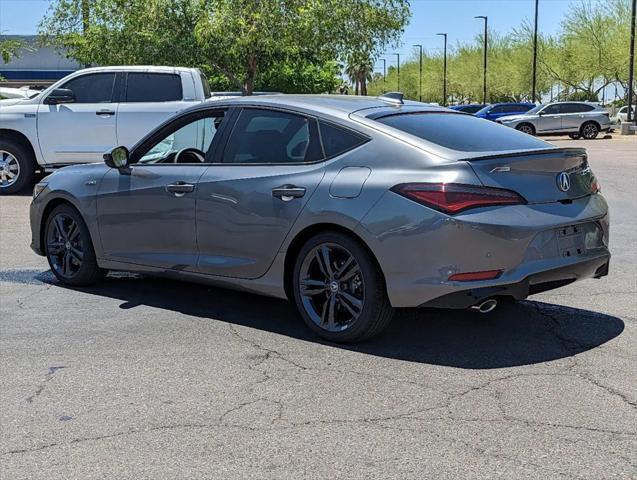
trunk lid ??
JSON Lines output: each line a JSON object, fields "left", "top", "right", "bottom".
{"left": 465, "top": 148, "right": 596, "bottom": 204}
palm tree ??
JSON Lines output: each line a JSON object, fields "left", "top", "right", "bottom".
{"left": 346, "top": 54, "right": 374, "bottom": 96}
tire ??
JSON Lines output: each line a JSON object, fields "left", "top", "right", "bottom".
{"left": 44, "top": 204, "right": 106, "bottom": 286}
{"left": 568, "top": 133, "right": 581, "bottom": 140}
{"left": 0, "top": 139, "right": 35, "bottom": 195}
{"left": 515, "top": 123, "right": 536, "bottom": 136}
{"left": 292, "top": 231, "right": 394, "bottom": 343}
{"left": 580, "top": 122, "right": 599, "bottom": 140}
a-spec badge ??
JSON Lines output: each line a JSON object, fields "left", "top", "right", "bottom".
{"left": 557, "top": 171, "right": 571, "bottom": 192}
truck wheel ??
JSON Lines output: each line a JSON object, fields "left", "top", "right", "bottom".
{"left": 0, "top": 139, "right": 35, "bottom": 195}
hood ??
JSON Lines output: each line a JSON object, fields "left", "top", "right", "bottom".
{"left": 0, "top": 97, "right": 28, "bottom": 107}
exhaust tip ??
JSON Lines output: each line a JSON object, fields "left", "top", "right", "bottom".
{"left": 470, "top": 298, "right": 498, "bottom": 314}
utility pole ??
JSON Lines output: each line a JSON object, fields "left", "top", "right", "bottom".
{"left": 628, "top": 0, "right": 636, "bottom": 123}
{"left": 532, "top": 0, "right": 539, "bottom": 103}
{"left": 81, "top": 0, "right": 90, "bottom": 68}
{"left": 475, "top": 16, "right": 488, "bottom": 104}
{"left": 413, "top": 45, "right": 423, "bottom": 101}
{"left": 437, "top": 33, "right": 448, "bottom": 106}
{"left": 380, "top": 58, "right": 386, "bottom": 93}
{"left": 393, "top": 53, "right": 401, "bottom": 91}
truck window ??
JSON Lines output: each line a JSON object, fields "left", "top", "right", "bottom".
{"left": 125, "top": 73, "right": 182, "bottom": 102}
{"left": 59, "top": 73, "right": 116, "bottom": 103}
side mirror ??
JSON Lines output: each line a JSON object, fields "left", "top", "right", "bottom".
{"left": 104, "top": 146, "right": 130, "bottom": 170}
{"left": 44, "top": 88, "right": 75, "bottom": 105}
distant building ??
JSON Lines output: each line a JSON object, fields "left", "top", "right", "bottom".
{"left": 0, "top": 35, "right": 80, "bottom": 88}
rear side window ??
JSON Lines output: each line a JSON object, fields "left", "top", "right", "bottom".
{"left": 60, "top": 73, "right": 115, "bottom": 103}
{"left": 561, "top": 103, "right": 595, "bottom": 113}
{"left": 224, "top": 108, "right": 322, "bottom": 164}
{"left": 125, "top": 73, "right": 182, "bottom": 102}
{"left": 319, "top": 121, "right": 367, "bottom": 158}
{"left": 375, "top": 113, "right": 549, "bottom": 152}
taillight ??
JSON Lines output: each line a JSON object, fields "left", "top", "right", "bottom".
{"left": 391, "top": 183, "right": 526, "bottom": 214}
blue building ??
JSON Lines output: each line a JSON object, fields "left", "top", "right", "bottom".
{"left": 0, "top": 35, "right": 80, "bottom": 87}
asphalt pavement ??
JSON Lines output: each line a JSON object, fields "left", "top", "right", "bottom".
{"left": 1, "top": 135, "right": 636, "bottom": 479}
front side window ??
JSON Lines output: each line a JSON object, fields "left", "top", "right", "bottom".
{"left": 375, "top": 112, "right": 550, "bottom": 152}
{"left": 223, "top": 108, "right": 322, "bottom": 164}
{"left": 59, "top": 73, "right": 116, "bottom": 103}
{"left": 125, "top": 73, "right": 182, "bottom": 102}
{"left": 136, "top": 111, "right": 226, "bottom": 164}
{"left": 543, "top": 104, "right": 561, "bottom": 115}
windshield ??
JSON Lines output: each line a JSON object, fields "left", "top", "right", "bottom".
{"left": 525, "top": 104, "right": 545, "bottom": 115}
{"left": 474, "top": 105, "right": 492, "bottom": 115}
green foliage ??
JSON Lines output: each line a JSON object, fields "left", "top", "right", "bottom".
{"left": 1, "top": 38, "right": 22, "bottom": 64}
{"left": 369, "top": 0, "right": 633, "bottom": 104}
{"left": 39, "top": 0, "right": 409, "bottom": 95}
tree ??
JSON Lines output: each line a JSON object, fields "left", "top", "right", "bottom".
{"left": 40, "top": 0, "right": 409, "bottom": 95}
{"left": 1, "top": 38, "right": 22, "bottom": 64}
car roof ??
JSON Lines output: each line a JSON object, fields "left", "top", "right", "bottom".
{"left": 195, "top": 94, "right": 451, "bottom": 118}
{"left": 70, "top": 65, "right": 199, "bottom": 74}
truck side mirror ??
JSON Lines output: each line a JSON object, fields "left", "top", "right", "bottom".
{"left": 44, "top": 88, "right": 76, "bottom": 105}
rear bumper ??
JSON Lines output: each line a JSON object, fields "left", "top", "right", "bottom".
{"left": 356, "top": 192, "right": 610, "bottom": 308}
{"left": 423, "top": 254, "right": 610, "bottom": 309}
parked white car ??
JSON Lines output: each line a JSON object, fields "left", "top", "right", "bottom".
{"left": 610, "top": 105, "right": 635, "bottom": 125}
{"left": 0, "top": 66, "right": 212, "bottom": 193}
{"left": 0, "top": 86, "right": 41, "bottom": 100}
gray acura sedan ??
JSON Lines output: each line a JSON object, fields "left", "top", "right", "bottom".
{"left": 30, "top": 94, "right": 610, "bottom": 342}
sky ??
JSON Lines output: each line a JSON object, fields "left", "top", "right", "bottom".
{"left": 0, "top": 0, "right": 574, "bottom": 74}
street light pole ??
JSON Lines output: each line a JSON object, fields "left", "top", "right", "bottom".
{"left": 437, "top": 33, "right": 448, "bottom": 106}
{"left": 413, "top": 44, "right": 423, "bottom": 101}
{"left": 475, "top": 16, "right": 488, "bottom": 104}
{"left": 393, "top": 53, "right": 401, "bottom": 91}
{"left": 628, "top": 0, "right": 636, "bottom": 123}
{"left": 532, "top": 0, "right": 539, "bottom": 103}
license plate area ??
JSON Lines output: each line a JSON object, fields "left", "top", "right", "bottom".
{"left": 557, "top": 225, "right": 585, "bottom": 258}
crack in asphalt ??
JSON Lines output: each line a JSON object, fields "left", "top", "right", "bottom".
{"left": 25, "top": 366, "right": 67, "bottom": 404}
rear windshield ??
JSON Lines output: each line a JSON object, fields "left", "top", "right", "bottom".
{"left": 375, "top": 112, "right": 549, "bottom": 152}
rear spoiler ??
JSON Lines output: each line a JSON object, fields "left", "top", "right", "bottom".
{"left": 461, "top": 147, "right": 587, "bottom": 162}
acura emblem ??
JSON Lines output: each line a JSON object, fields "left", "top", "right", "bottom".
{"left": 557, "top": 172, "right": 571, "bottom": 192}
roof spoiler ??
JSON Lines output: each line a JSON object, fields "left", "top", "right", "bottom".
{"left": 378, "top": 92, "right": 404, "bottom": 105}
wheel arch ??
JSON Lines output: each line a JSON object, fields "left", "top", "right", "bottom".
{"left": 39, "top": 196, "right": 90, "bottom": 255}
{"left": 0, "top": 129, "right": 38, "bottom": 168}
{"left": 283, "top": 222, "right": 386, "bottom": 302}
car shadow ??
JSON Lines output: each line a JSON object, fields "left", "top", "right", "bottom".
{"left": 3, "top": 269, "right": 624, "bottom": 369}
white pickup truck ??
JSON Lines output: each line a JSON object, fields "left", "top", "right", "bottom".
{"left": 0, "top": 66, "right": 212, "bottom": 194}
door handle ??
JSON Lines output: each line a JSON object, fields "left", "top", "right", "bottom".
{"left": 166, "top": 181, "right": 195, "bottom": 197}
{"left": 272, "top": 185, "right": 306, "bottom": 202}
{"left": 96, "top": 110, "right": 116, "bottom": 116}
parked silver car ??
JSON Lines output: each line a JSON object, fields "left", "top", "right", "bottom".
{"left": 30, "top": 94, "right": 610, "bottom": 342}
{"left": 496, "top": 101, "right": 611, "bottom": 139}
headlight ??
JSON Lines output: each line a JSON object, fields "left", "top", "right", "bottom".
{"left": 33, "top": 182, "right": 47, "bottom": 200}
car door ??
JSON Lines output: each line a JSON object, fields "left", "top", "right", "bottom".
{"left": 537, "top": 103, "right": 562, "bottom": 132}
{"left": 560, "top": 103, "right": 595, "bottom": 131}
{"left": 96, "top": 108, "right": 229, "bottom": 270}
{"left": 37, "top": 72, "right": 119, "bottom": 165}
{"left": 195, "top": 107, "right": 326, "bottom": 279}
{"left": 115, "top": 71, "right": 195, "bottom": 149}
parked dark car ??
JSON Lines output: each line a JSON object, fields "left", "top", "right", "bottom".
{"left": 475, "top": 103, "right": 535, "bottom": 121}
{"left": 449, "top": 104, "right": 487, "bottom": 114}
